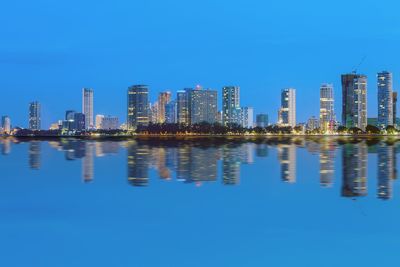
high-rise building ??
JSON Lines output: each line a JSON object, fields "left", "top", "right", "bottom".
{"left": 341, "top": 73, "right": 368, "bottom": 131}
{"left": 127, "top": 85, "right": 150, "bottom": 130}
{"left": 176, "top": 90, "right": 189, "bottom": 124}
{"left": 256, "top": 114, "right": 268, "bottom": 127}
{"left": 186, "top": 86, "right": 218, "bottom": 124}
{"left": 278, "top": 88, "right": 296, "bottom": 127}
{"left": 29, "top": 101, "right": 41, "bottom": 130}
{"left": 95, "top": 114, "right": 105, "bottom": 129}
{"left": 82, "top": 88, "right": 94, "bottom": 130}
{"left": 99, "top": 116, "right": 119, "bottom": 129}
{"left": 241, "top": 107, "right": 254, "bottom": 128}
{"left": 320, "top": 83, "right": 335, "bottom": 132}
{"left": 377, "top": 71, "right": 393, "bottom": 129}
{"left": 74, "top": 113, "right": 86, "bottom": 131}
{"left": 157, "top": 91, "right": 171, "bottom": 123}
{"left": 1, "top": 116, "right": 11, "bottom": 134}
{"left": 165, "top": 101, "right": 177, "bottom": 123}
{"left": 393, "top": 92, "right": 398, "bottom": 127}
{"left": 222, "top": 86, "right": 240, "bottom": 126}
{"left": 307, "top": 116, "right": 319, "bottom": 130}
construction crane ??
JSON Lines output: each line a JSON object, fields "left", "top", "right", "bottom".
{"left": 352, "top": 56, "right": 367, "bottom": 74}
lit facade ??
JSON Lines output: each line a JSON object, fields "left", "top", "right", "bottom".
{"left": 341, "top": 74, "right": 367, "bottom": 131}
{"left": 222, "top": 86, "right": 240, "bottom": 126}
{"left": 82, "top": 88, "right": 94, "bottom": 130}
{"left": 127, "top": 85, "right": 149, "bottom": 130}
{"left": 279, "top": 88, "right": 296, "bottom": 127}
{"left": 319, "top": 83, "right": 335, "bottom": 132}
{"left": 186, "top": 86, "right": 218, "bottom": 124}
{"left": 29, "top": 101, "right": 41, "bottom": 130}
{"left": 377, "top": 71, "right": 393, "bottom": 129}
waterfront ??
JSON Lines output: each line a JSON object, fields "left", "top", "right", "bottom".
{"left": 1, "top": 137, "right": 400, "bottom": 266}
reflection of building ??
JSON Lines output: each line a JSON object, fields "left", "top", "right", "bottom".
{"left": 29, "top": 101, "right": 41, "bottom": 130}
{"left": 278, "top": 88, "right": 296, "bottom": 127}
{"left": 278, "top": 144, "right": 296, "bottom": 183}
{"left": 82, "top": 142, "right": 94, "bottom": 183}
{"left": 256, "top": 144, "right": 268, "bottom": 157}
{"left": 377, "top": 144, "right": 395, "bottom": 200}
{"left": 341, "top": 73, "right": 367, "bottom": 131}
{"left": 29, "top": 142, "right": 41, "bottom": 170}
{"left": 82, "top": 88, "right": 94, "bottom": 129}
{"left": 1, "top": 139, "right": 11, "bottom": 155}
{"left": 341, "top": 143, "right": 367, "bottom": 197}
{"left": 95, "top": 142, "right": 120, "bottom": 157}
{"left": 319, "top": 141, "right": 335, "bottom": 187}
{"left": 127, "top": 85, "right": 150, "bottom": 130}
{"left": 222, "top": 146, "right": 241, "bottom": 185}
{"left": 127, "top": 142, "right": 150, "bottom": 186}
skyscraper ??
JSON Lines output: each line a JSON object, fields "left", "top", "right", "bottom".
{"left": 176, "top": 90, "right": 189, "bottom": 124}
{"left": 165, "top": 101, "right": 177, "bottom": 123}
{"left": 377, "top": 71, "right": 393, "bottom": 129}
{"left": 278, "top": 88, "right": 296, "bottom": 127}
{"left": 29, "top": 101, "right": 41, "bottom": 130}
{"left": 157, "top": 91, "right": 171, "bottom": 123}
{"left": 256, "top": 114, "right": 268, "bottom": 127}
{"left": 186, "top": 86, "right": 218, "bottom": 124}
{"left": 82, "top": 88, "right": 94, "bottom": 130}
{"left": 222, "top": 86, "right": 240, "bottom": 126}
{"left": 127, "top": 85, "right": 149, "bottom": 130}
{"left": 73, "top": 113, "right": 86, "bottom": 131}
{"left": 1, "top": 116, "right": 11, "bottom": 134}
{"left": 241, "top": 107, "right": 254, "bottom": 128}
{"left": 393, "top": 92, "right": 398, "bottom": 127}
{"left": 341, "top": 73, "right": 367, "bottom": 131}
{"left": 319, "top": 83, "right": 335, "bottom": 132}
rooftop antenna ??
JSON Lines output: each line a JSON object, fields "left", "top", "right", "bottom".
{"left": 352, "top": 56, "right": 367, "bottom": 74}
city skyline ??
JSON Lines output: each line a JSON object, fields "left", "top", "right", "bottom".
{"left": 2, "top": 71, "right": 400, "bottom": 132}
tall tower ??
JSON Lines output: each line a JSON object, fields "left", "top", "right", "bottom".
{"left": 186, "top": 86, "right": 218, "bottom": 124}
{"left": 29, "top": 101, "right": 41, "bottom": 130}
{"left": 176, "top": 90, "right": 189, "bottom": 124}
{"left": 222, "top": 86, "right": 240, "bottom": 126}
{"left": 157, "top": 91, "right": 171, "bottom": 123}
{"left": 341, "top": 73, "right": 367, "bottom": 131}
{"left": 127, "top": 85, "right": 149, "bottom": 130}
{"left": 279, "top": 88, "right": 296, "bottom": 127}
{"left": 319, "top": 84, "right": 335, "bottom": 132}
{"left": 377, "top": 71, "right": 393, "bottom": 129}
{"left": 393, "top": 91, "right": 398, "bottom": 127}
{"left": 82, "top": 88, "right": 94, "bottom": 130}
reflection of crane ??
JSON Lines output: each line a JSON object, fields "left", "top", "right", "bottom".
{"left": 352, "top": 56, "right": 367, "bottom": 74}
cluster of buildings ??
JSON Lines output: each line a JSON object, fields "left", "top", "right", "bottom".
{"left": 1, "top": 70, "right": 399, "bottom": 134}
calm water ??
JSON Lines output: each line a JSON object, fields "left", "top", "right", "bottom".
{"left": 1, "top": 137, "right": 400, "bottom": 266}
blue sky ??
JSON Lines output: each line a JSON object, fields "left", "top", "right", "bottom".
{"left": 1, "top": 0, "right": 400, "bottom": 128}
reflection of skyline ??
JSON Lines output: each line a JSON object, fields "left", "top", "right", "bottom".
{"left": 342, "top": 143, "right": 368, "bottom": 198}
{"left": 4, "top": 138, "right": 400, "bottom": 200}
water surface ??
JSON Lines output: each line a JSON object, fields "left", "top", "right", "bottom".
{"left": 1, "top": 137, "right": 399, "bottom": 266}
